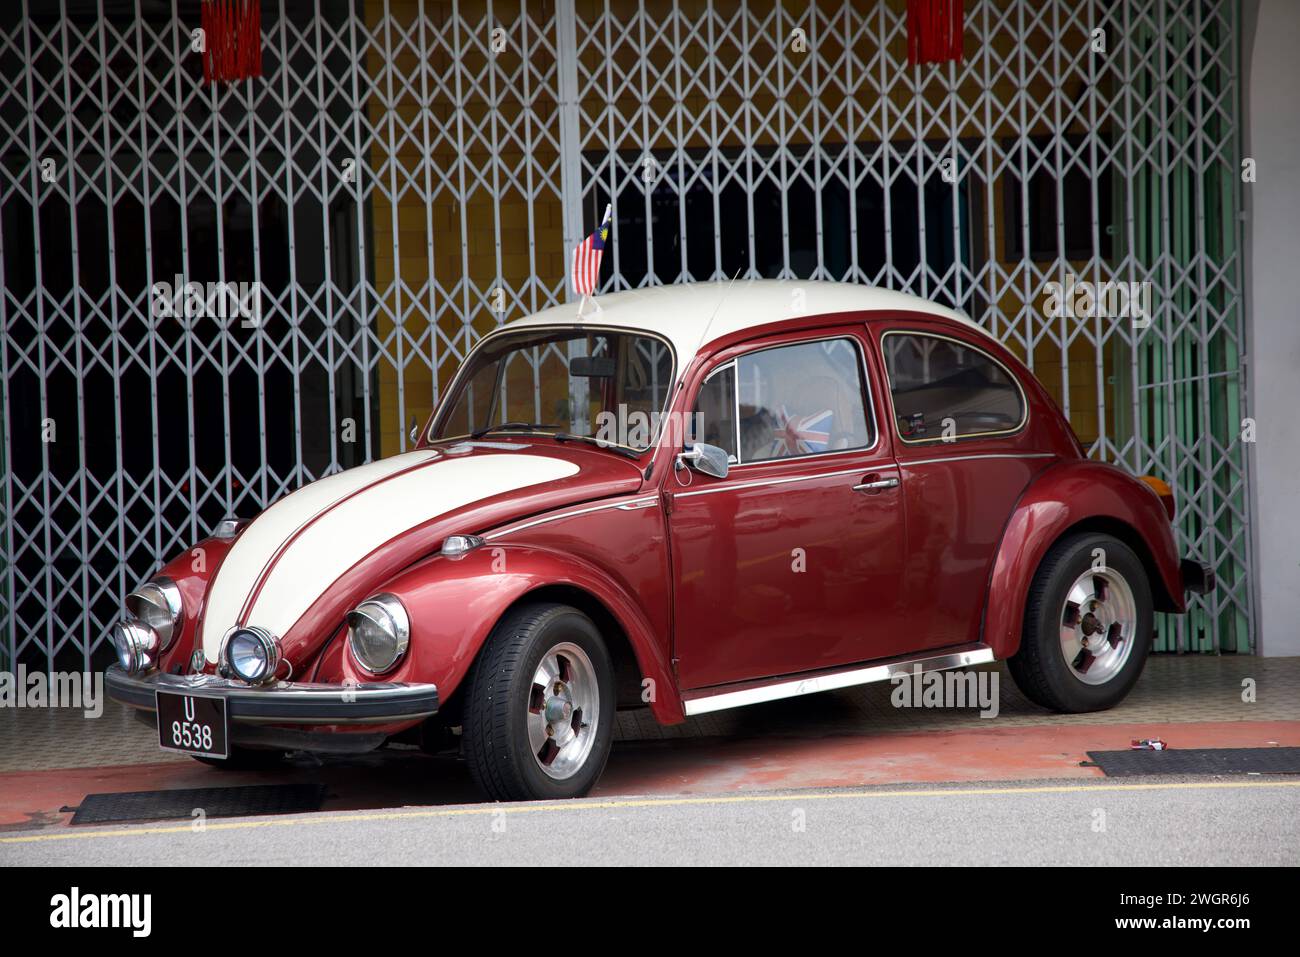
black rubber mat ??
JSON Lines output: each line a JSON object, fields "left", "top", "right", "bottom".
{"left": 1086, "top": 747, "right": 1300, "bottom": 777}
{"left": 70, "top": 783, "right": 327, "bottom": 825}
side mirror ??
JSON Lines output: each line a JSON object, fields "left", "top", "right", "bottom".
{"left": 409, "top": 415, "right": 422, "bottom": 445}
{"left": 676, "top": 442, "right": 729, "bottom": 480}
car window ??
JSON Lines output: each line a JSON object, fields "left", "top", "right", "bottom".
{"left": 436, "top": 329, "right": 674, "bottom": 450}
{"left": 882, "top": 332, "right": 1025, "bottom": 442}
{"left": 691, "top": 337, "right": 874, "bottom": 465}
{"left": 692, "top": 363, "right": 739, "bottom": 462}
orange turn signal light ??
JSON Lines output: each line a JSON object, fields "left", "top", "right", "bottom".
{"left": 1138, "top": 475, "right": 1176, "bottom": 521}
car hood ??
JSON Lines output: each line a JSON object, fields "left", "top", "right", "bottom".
{"left": 198, "top": 445, "right": 642, "bottom": 664}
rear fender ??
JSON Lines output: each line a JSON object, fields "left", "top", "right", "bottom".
{"left": 983, "top": 460, "right": 1184, "bottom": 659}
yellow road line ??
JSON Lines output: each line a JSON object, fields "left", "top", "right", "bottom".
{"left": 3, "top": 778, "right": 1300, "bottom": 845}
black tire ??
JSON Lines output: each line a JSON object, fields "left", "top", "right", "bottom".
{"left": 463, "top": 602, "right": 615, "bottom": 801}
{"left": 1007, "top": 532, "right": 1153, "bottom": 713}
{"left": 193, "top": 747, "right": 286, "bottom": 770}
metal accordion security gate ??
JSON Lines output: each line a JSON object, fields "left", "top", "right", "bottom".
{"left": 0, "top": 0, "right": 1251, "bottom": 674}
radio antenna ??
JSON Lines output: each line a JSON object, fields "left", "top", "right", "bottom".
{"left": 692, "top": 266, "right": 745, "bottom": 364}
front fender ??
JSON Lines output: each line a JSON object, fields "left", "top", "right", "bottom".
{"left": 318, "top": 543, "right": 684, "bottom": 725}
{"left": 983, "top": 460, "right": 1184, "bottom": 659}
{"left": 150, "top": 536, "right": 236, "bottom": 673}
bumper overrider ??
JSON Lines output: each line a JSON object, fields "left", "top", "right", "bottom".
{"left": 1180, "top": 558, "right": 1215, "bottom": 596}
{"left": 105, "top": 665, "right": 439, "bottom": 726}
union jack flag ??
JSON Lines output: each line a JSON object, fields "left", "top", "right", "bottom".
{"left": 571, "top": 204, "right": 613, "bottom": 298}
{"left": 770, "top": 406, "right": 834, "bottom": 457}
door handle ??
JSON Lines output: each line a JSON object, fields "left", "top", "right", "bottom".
{"left": 852, "top": 475, "right": 900, "bottom": 494}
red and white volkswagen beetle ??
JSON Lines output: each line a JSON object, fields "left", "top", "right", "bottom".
{"left": 107, "top": 280, "right": 1213, "bottom": 800}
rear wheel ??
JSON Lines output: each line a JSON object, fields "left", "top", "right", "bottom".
{"left": 463, "top": 602, "right": 615, "bottom": 801}
{"left": 1007, "top": 533, "right": 1153, "bottom": 713}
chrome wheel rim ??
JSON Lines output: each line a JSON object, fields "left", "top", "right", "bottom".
{"left": 526, "top": 641, "right": 600, "bottom": 781}
{"left": 1059, "top": 568, "right": 1138, "bottom": 686}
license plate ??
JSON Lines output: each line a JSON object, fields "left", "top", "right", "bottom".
{"left": 156, "top": 690, "right": 229, "bottom": 759}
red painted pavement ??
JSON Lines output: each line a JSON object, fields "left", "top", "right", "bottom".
{"left": 600, "top": 721, "right": 1300, "bottom": 794}
{"left": 2, "top": 720, "right": 1298, "bottom": 832}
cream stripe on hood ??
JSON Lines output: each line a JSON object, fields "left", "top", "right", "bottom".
{"left": 201, "top": 452, "right": 578, "bottom": 661}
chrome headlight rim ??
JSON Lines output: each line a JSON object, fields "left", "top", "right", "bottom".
{"left": 220, "top": 626, "right": 282, "bottom": 686}
{"left": 125, "top": 577, "right": 183, "bottom": 652}
{"left": 346, "top": 593, "right": 411, "bottom": 675}
{"left": 111, "top": 619, "right": 161, "bottom": 675}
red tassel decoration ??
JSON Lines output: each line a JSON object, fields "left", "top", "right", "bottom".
{"left": 200, "top": 0, "right": 262, "bottom": 84}
{"left": 907, "top": 0, "right": 964, "bottom": 66}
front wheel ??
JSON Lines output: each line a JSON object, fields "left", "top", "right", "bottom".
{"left": 463, "top": 602, "right": 615, "bottom": 801}
{"left": 1007, "top": 533, "right": 1153, "bottom": 713}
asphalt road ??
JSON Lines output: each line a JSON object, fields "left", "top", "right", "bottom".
{"left": 3, "top": 777, "right": 1298, "bottom": 866}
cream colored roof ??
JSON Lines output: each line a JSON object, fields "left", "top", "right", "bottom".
{"left": 502, "top": 279, "right": 980, "bottom": 372}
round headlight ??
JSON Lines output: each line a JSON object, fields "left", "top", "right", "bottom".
{"left": 125, "top": 577, "right": 183, "bottom": 652}
{"left": 110, "top": 619, "right": 161, "bottom": 674}
{"left": 346, "top": 594, "right": 410, "bottom": 674}
{"left": 221, "top": 627, "right": 281, "bottom": 685}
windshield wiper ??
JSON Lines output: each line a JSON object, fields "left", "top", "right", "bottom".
{"left": 551, "top": 432, "right": 644, "bottom": 459}
{"left": 466, "top": 422, "right": 642, "bottom": 459}
{"left": 468, "top": 421, "right": 560, "bottom": 439}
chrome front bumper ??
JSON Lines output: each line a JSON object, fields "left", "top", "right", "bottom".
{"left": 104, "top": 665, "right": 439, "bottom": 726}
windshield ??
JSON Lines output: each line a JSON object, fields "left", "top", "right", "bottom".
{"left": 433, "top": 328, "right": 675, "bottom": 452}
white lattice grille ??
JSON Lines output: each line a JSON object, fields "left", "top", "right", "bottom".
{"left": 0, "top": 0, "right": 1251, "bottom": 673}
{"left": 0, "top": 0, "right": 569, "bottom": 672}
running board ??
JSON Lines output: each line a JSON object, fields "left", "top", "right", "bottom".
{"left": 681, "top": 644, "right": 996, "bottom": 717}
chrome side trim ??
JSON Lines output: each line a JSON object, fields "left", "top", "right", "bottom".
{"left": 674, "top": 464, "right": 897, "bottom": 499}
{"left": 616, "top": 499, "right": 660, "bottom": 510}
{"left": 682, "top": 645, "right": 996, "bottom": 716}
{"left": 484, "top": 496, "right": 660, "bottom": 539}
{"left": 675, "top": 453, "right": 1051, "bottom": 500}
{"left": 900, "top": 452, "right": 1056, "bottom": 467}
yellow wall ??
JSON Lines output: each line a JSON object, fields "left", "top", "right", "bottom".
{"left": 365, "top": 0, "right": 565, "bottom": 456}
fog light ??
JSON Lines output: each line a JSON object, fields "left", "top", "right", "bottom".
{"left": 111, "top": 620, "right": 160, "bottom": 675}
{"left": 221, "top": 627, "right": 282, "bottom": 685}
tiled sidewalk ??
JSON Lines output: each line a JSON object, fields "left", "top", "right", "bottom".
{"left": 617, "top": 654, "right": 1300, "bottom": 741}
{"left": 2, "top": 655, "right": 1294, "bottom": 774}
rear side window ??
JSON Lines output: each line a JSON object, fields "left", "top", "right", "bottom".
{"left": 882, "top": 332, "right": 1025, "bottom": 442}
{"left": 691, "top": 337, "right": 874, "bottom": 464}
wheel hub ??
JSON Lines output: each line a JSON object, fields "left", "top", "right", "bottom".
{"left": 1059, "top": 569, "right": 1137, "bottom": 685}
{"left": 543, "top": 687, "right": 573, "bottom": 725}
{"left": 526, "top": 642, "right": 601, "bottom": 780}
{"left": 1079, "top": 607, "right": 1109, "bottom": 647}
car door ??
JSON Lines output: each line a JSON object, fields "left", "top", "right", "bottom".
{"left": 872, "top": 323, "right": 1052, "bottom": 650}
{"left": 666, "top": 327, "right": 908, "bottom": 690}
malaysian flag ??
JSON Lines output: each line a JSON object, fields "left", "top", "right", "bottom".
{"left": 571, "top": 204, "right": 613, "bottom": 299}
